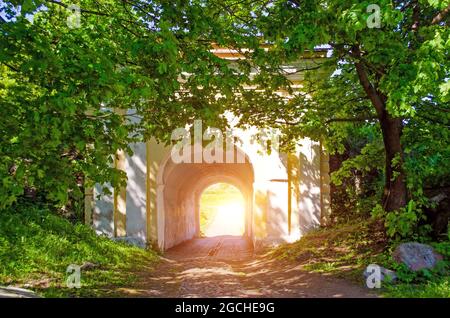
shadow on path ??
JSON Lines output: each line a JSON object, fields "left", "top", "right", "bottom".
{"left": 118, "top": 236, "right": 377, "bottom": 298}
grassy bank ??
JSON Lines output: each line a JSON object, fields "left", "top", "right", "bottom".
{"left": 0, "top": 204, "right": 159, "bottom": 297}
{"left": 271, "top": 220, "right": 450, "bottom": 298}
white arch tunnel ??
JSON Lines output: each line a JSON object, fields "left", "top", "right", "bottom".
{"left": 160, "top": 153, "right": 254, "bottom": 248}
{"left": 87, "top": 135, "right": 331, "bottom": 251}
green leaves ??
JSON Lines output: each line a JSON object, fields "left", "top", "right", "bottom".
{"left": 220, "top": 0, "right": 449, "bottom": 237}
{"left": 157, "top": 62, "right": 168, "bottom": 75}
{"left": 0, "top": 0, "right": 264, "bottom": 208}
{"left": 384, "top": 201, "right": 422, "bottom": 239}
{"left": 331, "top": 140, "right": 384, "bottom": 186}
{"left": 0, "top": 0, "right": 448, "bottom": 245}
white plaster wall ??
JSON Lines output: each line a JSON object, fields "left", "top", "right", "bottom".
{"left": 125, "top": 141, "right": 147, "bottom": 245}
{"left": 232, "top": 127, "right": 306, "bottom": 244}
{"left": 148, "top": 129, "right": 324, "bottom": 249}
{"left": 93, "top": 183, "right": 114, "bottom": 237}
{"left": 298, "top": 138, "right": 322, "bottom": 235}
{"left": 266, "top": 182, "right": 289, "bottom": 242}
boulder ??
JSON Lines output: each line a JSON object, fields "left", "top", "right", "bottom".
{"left": 393, "top": 242, "right": 443, "bottom": 271}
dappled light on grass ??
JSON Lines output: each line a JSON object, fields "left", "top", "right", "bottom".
{"left": 0, "top": 205, "right": 159, "bottom": 297}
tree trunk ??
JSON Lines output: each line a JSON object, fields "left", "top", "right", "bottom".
{"left": 353, "top": 51, "right": 408, "bottom": 211}
{"left": 379, "top": 114, "right": 407, "bottom": 211}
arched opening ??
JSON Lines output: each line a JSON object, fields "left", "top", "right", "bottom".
{"left": 156, "top": 145, "right": 255, "bottom": 250}
{"left": 199, "top": 183, "right": 245, "bottom": 237}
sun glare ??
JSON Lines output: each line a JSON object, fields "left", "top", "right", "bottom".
{"left": 200, "top": 183, "right": 245, "bottom": 237}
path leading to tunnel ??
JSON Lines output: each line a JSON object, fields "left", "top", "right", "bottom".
{"left": 120, "top": 236, "right": 377, "bottom": 298}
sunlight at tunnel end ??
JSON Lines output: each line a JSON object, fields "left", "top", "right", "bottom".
{"left": 200, "top": 183, "right": 246, "bottom": 237}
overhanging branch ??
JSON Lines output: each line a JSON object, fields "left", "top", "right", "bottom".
{"left": 431, "top": 4, "right": 450, "bottom": 25}
{"left": 325, "top": 116, "right": 378, "bottom": 124}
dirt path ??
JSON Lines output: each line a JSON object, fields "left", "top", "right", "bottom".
{"left": 119, "top": 236, "right": 377, "bottom": 298}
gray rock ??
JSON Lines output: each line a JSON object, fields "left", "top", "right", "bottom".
{"left": 393, "top": 242, "right": 443, "bottom": 271}
{"left": 0, "top": 286, "right": 40, "bottom": 298}
{"left": 112, "top": 236, "right": 146, "bottom": 248}
{"left": 363, "top": 264, "right": 397, "bottom": 283}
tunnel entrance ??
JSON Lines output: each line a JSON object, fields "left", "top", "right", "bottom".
{"left": 157, "top": 146, "right": 254, "bottom": 250}
{"left": 199, "top": 183, "right": 245, "bottom": 237}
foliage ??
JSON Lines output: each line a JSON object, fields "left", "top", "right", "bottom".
{"left": 272, "top": 220, "right": 450, "bottom": 297}
{"left": 328, "top": 126, "right": 384, "bottom": 222}
{"left": 225, "top": 0, "right": 450, "bottom": 225}
{"left": 371, "top": 200, "right": 432, "bottom": 240}
{"left": 331, "top": 140, "right": 384, "bottom": 187}
{"left": 0, "top": 1, "right": 448, "bottom": 240}
{"left": 0, "top": 0, "right": 277, "bottom": 209}
{"left": 403, "top": 116, "right": 450, "bottom": 193}
{"left": 0, "top": 202, "right": 159, "bottom": 297}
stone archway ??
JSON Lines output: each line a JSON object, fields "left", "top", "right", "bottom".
{"left": 87, "top": 136, "right": 331, "bottom": 253}
{"left": 156, "top": 146, "right": 254, "bottom": 250}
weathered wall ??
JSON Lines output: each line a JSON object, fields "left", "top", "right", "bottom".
{"left": 92, "top": 183, "right": 114, "bottom": 237}
{"left": 125, "top": 142, "right": 147, "bottom": 246}
{"left": 89, "top": 133, "right": 329, "bottom": 251}
{"left": 148, "top": 140, "right": 170, "bottom": 247}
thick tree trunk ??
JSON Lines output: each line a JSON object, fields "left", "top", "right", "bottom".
{"left": 353, "top": 49, "right": 408, "bottom": 211}
{"left": 379, "top": 115, "right": 408, "bottom": 211}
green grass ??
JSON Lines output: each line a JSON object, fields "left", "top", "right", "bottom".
{"left": 271, "top": 220, "right": 389, "bottom": 279}
{"left": 383, "top": 277, "right": 450, "bottom": 297}
{"left": 0, "top": 203, "right": 159, "bottom": 297}
{"left": 271, "top": 220, "right": 450, "bottom": 298}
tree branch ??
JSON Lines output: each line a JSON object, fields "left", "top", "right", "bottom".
{"left": 325, "top": 116, "right": 378, "bottom": 124}
{"left": 411, "top": 0, "right": 420, "bottom": 32}
{"left": 274, "top": 115, "right": 378, "bottom": 126}
{"left": 1, "top": 62, "right": 19, "bottom": 72}
{"left": 431, "top": 3, "right": 450, "bottom": 25}
{"left": 274, "top": 120, "right": 300, "bottom": 126}
{"left": 351, "top": 45, "right": 385, "bottom": 119}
